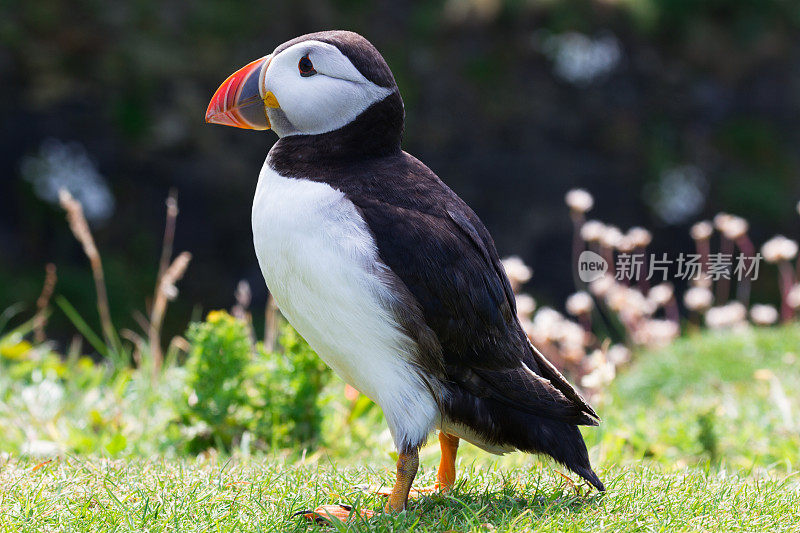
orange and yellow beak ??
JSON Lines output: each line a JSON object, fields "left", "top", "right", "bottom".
{"left": 205, "top": 55, "right": 279, "bottom": 130}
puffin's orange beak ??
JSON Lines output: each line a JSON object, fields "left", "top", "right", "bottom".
{"left": 205, "top": 55, "right": 276, "bottom": 130}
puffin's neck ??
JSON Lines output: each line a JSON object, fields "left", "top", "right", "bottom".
{"left": 270, "top": 91, "right": 404, "bottom": 170}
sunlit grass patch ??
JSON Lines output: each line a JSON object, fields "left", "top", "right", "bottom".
{"left": 587, "top": 325, "right": 800, "bottom": 470}
{"left": 1, "top": 456, "right": 798, "bottom": 532}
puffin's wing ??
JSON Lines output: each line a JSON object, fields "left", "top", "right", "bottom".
{"left": 351, "top": 153, "right": 598, "bottom": 425}
{"left": 446, "top": 206, "right": 600, "bottom": 424}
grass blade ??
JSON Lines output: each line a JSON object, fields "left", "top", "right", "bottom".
{"left": 56, "top": 295, "right": 108, "bottom": 358}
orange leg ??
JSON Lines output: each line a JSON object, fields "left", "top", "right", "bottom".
{"left": 305, "top": 437, "right": 455, "bottom": 522}
{"left": 385, "top": 450, "right": 419, "bottom": 512}
{"left": 368, "top": 432, "right": 460, "bottom": 499}
{"left": 436, "top": 432, "right": 460, "bottom": 492}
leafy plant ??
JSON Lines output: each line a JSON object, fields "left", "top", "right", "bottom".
{"left": 182, "top": 310, "right": 252, "bottom": 452}
{"left": 697, "top": 407, "right": 719, "bottom": 461}
{"left": 181, "top": 311, "right": 330, "bottom": 454}
{"left": 249, "top": 323, "right": 330, "bottom": 450}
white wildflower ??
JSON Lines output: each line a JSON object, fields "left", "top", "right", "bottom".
{"left": 690, "top": 221, "right": 713, "bottom": 241}
{"left": 705, "top": 302, "right": 747, "bottom": 330}
{"left": 648, "top": 283, "right": 674, "bottom": 308}
{"left": 616, "top": 236, "right": 636, "bottom": 253}
{"left": 787, "top": 284, "right": 800, "bottom": 309}
{"left": 581, "top": 350, "right": 615, "bottom": 389}
{"left": 634, "top": 319, "right": 679, "bottom": 347}
{"left": 713, "top": 213, "right": 732, "bottom": 233}
{"left": 584, "top": 349, "right": 606, "bottom": 371}
{"left": 627, "top": 227, "right": 652, "bottom": 248}
{"left": 608, "top": 287, "right": 655, "bottom": 318}
{"left": 502, "top": 255, "right": 532, "bottom": 288}
{"left": 515, "top": 293, "right": 537, "bottom": 320}
{"left": 530, "top": 307, "right": 564, "bottom": 343}
{"left": 565, "top": 291, "right": 593, "bottom": 316}
{"left": 762, "top": 235, "right": 798, "bottom": 263}
{"left": 556, "top": 320, "right": 588, "bottom": 352}
{"left": 600, "top": 225, "right": 623, "bottom": 249}
{"left": 606, "top": 344, "right": 631, "bottom": 366}
{"left": 588, "top": 274, "right": 615, "bottom": 298}
{"left": 721, "top": 215, "right": 748, "bottom": 240}
{"left": 750, "top": 304, "right": 778, "bottom": 326}
{"left": 565, "top": 189, "right": 594, "bottom": 213}
{"left": 683, "top": 286, "right": 713, "bottom": 311}
{"left": 580, "top": 220, "right": 605, "bottom": 242}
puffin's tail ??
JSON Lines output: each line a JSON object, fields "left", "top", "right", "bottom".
{"left": 536, "top": 418, "right": 605, "bottom": 492}
{"left": 572, "top": 465, "right": 605, "bottom": 492}
{"left": 441, "top": 387, "right": 605, "bottom": 491}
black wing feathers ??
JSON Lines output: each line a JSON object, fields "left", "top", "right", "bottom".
{"left": 346, "top": 153, "right": 598, "bottom": 426}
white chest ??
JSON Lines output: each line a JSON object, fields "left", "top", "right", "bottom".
{"left": 251, "top": 160, "right": 439, "bottom": 451}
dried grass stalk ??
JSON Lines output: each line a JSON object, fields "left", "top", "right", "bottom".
{"left": 33, "top": 263, "right": 57, "bottom": 343}
{"left": 154, "top": 189, "right": 179, "bottom": 304}
{"left": 232, "top": 280, "right": 251, "bottom": 321}
{"left": 232, "top": 280, "right": 256, "bottom": 347}
{"left": 58, "top": 189, "right": 117, "bottom": 350}
{"left": 264, "top": 294, "right": 278, "bottom": 352}
{"left": 120, "top": 328, "right": 147, "bottom": 365}
{"left": 67, "top": 334, "right": 83, "bottom": 360}
{"left": 149, "top": 251, "right": 192, "bottom": 373}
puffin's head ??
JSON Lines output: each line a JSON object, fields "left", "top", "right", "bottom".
{"left": 205, "top": 31, "right": 400, "bottom": 138}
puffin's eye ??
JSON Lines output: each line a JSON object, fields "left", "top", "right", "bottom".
{"left": 298, "top": 55, "right": 316, "bottom": 77}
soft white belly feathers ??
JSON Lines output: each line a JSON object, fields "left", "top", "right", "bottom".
{"left": 251, "top": 158, "right": 440, "bottom": 451}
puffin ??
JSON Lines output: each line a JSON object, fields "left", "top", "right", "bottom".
{"left": 205, "top": 30, "right": 604, "bottom": 520}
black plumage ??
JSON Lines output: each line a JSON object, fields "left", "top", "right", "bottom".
{"left": 267, "top": 31, "right": 604, "bottom": 491}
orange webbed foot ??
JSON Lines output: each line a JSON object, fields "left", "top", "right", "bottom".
{"left": 297, "top": 504, "right": 375, "bottom": 523}
{"left": 363, "top": 431, "right": 459, "bottom": 507}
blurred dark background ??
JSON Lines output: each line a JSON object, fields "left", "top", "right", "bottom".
{"left": 2, "top": 0, "right": 799, "bottom": 342}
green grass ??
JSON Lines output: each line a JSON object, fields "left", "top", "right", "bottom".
{"left": 589, "top": 325, "right": 800, "bottom": 469}
{"left": 1, "top": 457, "right": 797, "bottom": 531}
{"left": 2, "top": 325, "right": 799, "bottom": 531}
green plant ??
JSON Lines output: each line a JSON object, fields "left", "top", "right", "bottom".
{"left": 248, "top": 323, "right": 330, "bottom": 450}
{"left": 0, "top": 316, "right": 179, "bottom": 457}
{"left": 697, "top": 407, "right": 719, "bottom": 461}
{"left": 181, "top": 311, "right": 330, "bottom": 454}
{"left": 182, "top": 310, "right": 252, "bottom": 452}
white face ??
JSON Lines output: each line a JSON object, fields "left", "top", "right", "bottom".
{"left": 263, "top": 40, "right": 394, "bottom": 137}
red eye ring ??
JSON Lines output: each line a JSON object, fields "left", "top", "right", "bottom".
{"left": 298, "top": 54, "right": 316, "bottom": 77}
